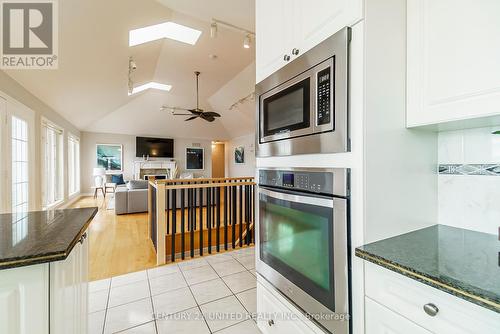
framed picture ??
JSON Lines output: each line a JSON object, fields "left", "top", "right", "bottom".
{"left": 234, "top": 146, "right": 245, "bottom": 164}
{"left": 96, "top": 144, "right": 123, "bottom": 171}
{"left": 186, "top": 147, "right": 204, "bottom": 170}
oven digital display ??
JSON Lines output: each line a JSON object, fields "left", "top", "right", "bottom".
{"left": 282, "top": 173, "right": 294, "bottom": 187}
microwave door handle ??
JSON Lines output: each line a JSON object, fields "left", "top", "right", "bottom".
{"left": 259, "top": 188, "right": 334, "bottom": 208}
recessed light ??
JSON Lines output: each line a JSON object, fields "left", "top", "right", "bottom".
{"left": 128, "top": 82, "right": 172, "bottom": 95}
{"left": 129, "top": 22, "right": 201, "bottom": 47}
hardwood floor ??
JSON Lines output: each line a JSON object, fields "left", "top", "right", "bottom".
{"left": 71, "top": 196, "right": 156, "bottom": 281}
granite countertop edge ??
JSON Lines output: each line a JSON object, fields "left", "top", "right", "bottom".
{"left": 355, "top": 248, "right": 500, "bottom": 314}
{"left": 0, "top": 207, "right": 98, "bottom": 270}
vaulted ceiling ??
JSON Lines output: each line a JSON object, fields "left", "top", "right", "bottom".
{"left": 4, "top": 0, "right": 256, "bottom": 140}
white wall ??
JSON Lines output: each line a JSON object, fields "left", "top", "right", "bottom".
{"left": 80, "top": 131, "right": 213, "bottom": 194}
{"left": 438, "top": 126, "right": 500, "bottom": 235}
{"left": 0, "top": 71, "right": 81, "bottom": 210}
{"left": 225, "top": 134, "right": 256, "bottom": 177}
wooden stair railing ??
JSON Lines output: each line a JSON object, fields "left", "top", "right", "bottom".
{"left": 148, "top": 177, "right": 255, "bottom": 265}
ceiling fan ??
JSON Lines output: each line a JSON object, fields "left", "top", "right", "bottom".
{"left": 161, "top": 71, "right": 221, "bottom": 122}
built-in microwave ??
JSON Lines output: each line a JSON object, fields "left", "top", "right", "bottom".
{"left": 256, "top": 27, "right": 350, "bottom": 157}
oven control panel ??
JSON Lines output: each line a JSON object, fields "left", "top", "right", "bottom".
{"left": 259, "top": 170, "right": 334, "bottom": 195}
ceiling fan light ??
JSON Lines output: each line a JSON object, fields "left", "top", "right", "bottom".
{"left": 210, "top": 22, "right": 218, "bottom": 38}
{"left": 243, "top": 34, "right": 251, "bottom": 49}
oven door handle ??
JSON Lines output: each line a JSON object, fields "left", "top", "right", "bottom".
{"left": 259, "top": 187, "right": 334, "bottom": 208}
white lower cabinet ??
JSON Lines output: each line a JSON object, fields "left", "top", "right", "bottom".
{"left": 256, "top": 279, "right": 323, "bottom": 334}
{"left": 0, "top": 231, "right": 89, "bottom": 334}
{"left": 366, "top": 297, "right": 432, "bottom": 334}
{"left": 364, "top": 262, "right": 500, "bottom": 334}
{"left": 0, "top": 264, "right": 50, "bottom": 334}
{"left": 50, "top": 230, "right": 89, "bottom": 334}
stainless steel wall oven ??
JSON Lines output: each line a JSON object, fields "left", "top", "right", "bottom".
{"left": 256, "top": 27, "right": 350, "bottom": 157}
{"left": 256, "top": 168, "right": 350, "bottom": 333}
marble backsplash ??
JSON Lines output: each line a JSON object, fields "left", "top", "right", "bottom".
{"left": 438, "top": 126, "right": 500, "bottom": 235}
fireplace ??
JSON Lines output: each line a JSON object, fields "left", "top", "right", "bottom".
{"left": 139, "top": 168, "right": 169, "bottom": 180}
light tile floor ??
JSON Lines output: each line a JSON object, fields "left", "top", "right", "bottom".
{"left": 88, "top": 247, "right": 260, "bottom": 334}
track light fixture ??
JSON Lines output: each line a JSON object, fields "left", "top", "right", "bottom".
{"left": 210, "top": 22, "right": 218, "bottom": 38}
{"left": 128, "top": 56, "right": 136, "bottom": 95}
{"left": 243, "top": 34, "right": 251, "bottom": 49}
{"left": 210, "top": 18, "right": 255, "bottom": 49}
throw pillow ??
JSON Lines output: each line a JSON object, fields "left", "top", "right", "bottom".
{"left": 111, "top": 174, "right": 125, "bottom": 185}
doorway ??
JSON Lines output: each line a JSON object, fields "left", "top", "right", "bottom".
{"left": 211, "top": 142, "right": 225, "bottom": 178}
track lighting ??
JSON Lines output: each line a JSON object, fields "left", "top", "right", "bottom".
{"left": 210, "top": 18, "right": 255, "bottom": 49}
{"left": 243, "top": 34, "right": 251, "bottom": 49}
{"left": 210, "top": 22, "right": 218, "bottom": 38}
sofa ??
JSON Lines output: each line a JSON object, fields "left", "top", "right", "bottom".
{"left": 115, "top": 180, "right": 148, "bottom": 214}
{"left": 114, "top": 179, "right": 208, "bottom": 215}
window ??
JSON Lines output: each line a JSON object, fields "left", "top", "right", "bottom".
{"left": 42, "top": 119, "right": 63, "bottom": 208}
{"left": 68, "top": 134, "right": 80, "bottom": 195}
{"left": 11, "top": 116, "right": 29, "bottom": 213}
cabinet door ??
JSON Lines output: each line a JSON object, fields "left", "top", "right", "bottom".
{"left": 0, "top": 264, "right": 49, "bottom": 334}
{"left": 407, "top": 0, "right": 500, "bottom": 127}
{"left": 50, "top": 231, "right": 89, "bottom": 334}
{"left": 256, "top": 0, "right": 293, "bottom": 83}
{"left": 295, "top": 0, "right": 362, "bottom": 56}
{"left": 365, "top": 297, "right": 432, "bottom": 334}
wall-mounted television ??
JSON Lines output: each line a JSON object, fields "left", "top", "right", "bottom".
{"left": 136, "top": 137, "right": 174, "bottom": 158}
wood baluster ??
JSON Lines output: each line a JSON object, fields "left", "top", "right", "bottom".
{"left": 193, "top": 184, "right": 197, "bottom": 231}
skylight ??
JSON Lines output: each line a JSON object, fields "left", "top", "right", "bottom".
{"left": 129, "top": 22, "right": 202, "bottom": 46}
{"left": 128, "top": 82, "right": 172, "bottom": 95}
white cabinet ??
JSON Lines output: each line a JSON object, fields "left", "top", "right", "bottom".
{"left": 366, "top": 297, "right": 432, "bottom": 334}
{"left": 0, "top": 264, "right": 49, "bottom": 334}
{"left": 50, "top": 231, "right": 89, "bottom": 334}
{"left": 364, "top": 262, "right": 500, "bottom": 334}
{"left": 0, "top": 231, "right": 89, "bottom": 334}
{"left": 256, "top": 0, "right": 362, "bottom": 83}
{"left": 50, "top": 232, "right": 88, "bottom": 334}
{"left": 407, "top": 0, "right": 500, "bottom": 127}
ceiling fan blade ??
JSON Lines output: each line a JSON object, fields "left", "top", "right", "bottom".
{"left": 185, "top": 116, "right": 199, "bottom": 121}
{"left": 201, "top": 115, "right": 216, "bottom": 122}
{"left": 188, "top": 108, "right": 203, "bottom": 114}
{"left": 162, "top": 106, "right": 191, "bottom": 112}
{"left": 202, "top": 111, "right": 221, "bottom": 117}
{"left": 172, "top": 113, "right": 194, "bottom": 116}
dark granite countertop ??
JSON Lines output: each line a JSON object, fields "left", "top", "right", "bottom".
{"left": 0, "top": 207, "right": 97, "bottom": 270}
{"left": 355, "top": 225, "right": 500, "bottom": 313}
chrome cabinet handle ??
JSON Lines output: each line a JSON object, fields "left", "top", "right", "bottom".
{"left": 268, "top": 319, "right": 275, "bottom": 326}
{"left": 292, "top": 48, "right": 300, "bottom": 55}
{"left": 283, "top": 54, "right": 290, "bottom": 61}
{"left": 423, "top": 303, "right": 439, "bottom": 316}
{"left": 79, "top": 232, "right": 87, "bottom": 244}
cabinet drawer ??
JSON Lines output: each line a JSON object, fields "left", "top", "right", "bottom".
{"left": 365, "top": 297, "right": 432, "bottom": 334}
{"left": 257, "top": 281, "right": 319, "bottom": 334}
{"left": 365, "top": 262, "right": 500, "bottom": 334}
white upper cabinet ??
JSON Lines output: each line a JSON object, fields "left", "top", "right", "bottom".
{"left": 407, "top": 0, "right": 500, "bottom": 127}
{"left": 256, "top": 0, "right": 363, "bottom": 83}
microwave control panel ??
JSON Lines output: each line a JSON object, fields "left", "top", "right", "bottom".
{"left": 317, "top": 66, "right": 332, "bottom": 126}
{"left": 259, "top": 170, "right": 334, "bottom": 195}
